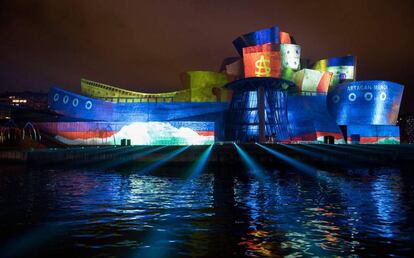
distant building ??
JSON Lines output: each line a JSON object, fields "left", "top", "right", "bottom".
{"left": 0, "top": 91, "right": 48, "bottom": 110}
{"left": 0, "top": 105, "right": 11, "bottom": 120}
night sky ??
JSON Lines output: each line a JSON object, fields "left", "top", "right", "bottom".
{"left": 1, "top": 0, "right": 413, "bottom": 112}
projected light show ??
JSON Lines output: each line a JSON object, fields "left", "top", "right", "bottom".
{"left": 36, "top": 121, "right": 215, "bottom": 145}
{"left": 26, "top": 23, "right": 402, "bottom": 146}
{"left": 1, "top": 2, "right": 414, "bottom": 258}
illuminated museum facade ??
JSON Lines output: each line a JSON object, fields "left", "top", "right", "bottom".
{"left": 35, "top": 26, "right": 404, "bottom": 145}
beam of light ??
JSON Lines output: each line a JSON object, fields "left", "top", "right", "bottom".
{"left": 333, "top": 143, "right": 389, "bottom": 154}
{"left": 302, "top": 144, "right": 351, "bottom": 156}
{"left": 233, "top": 143, "right": 265, "bottom": 179}
{"left": 130, "top": 145, "right": 213, "bottom": 258}
{"left": 44, "top": 146, "right": 143, "bottom": 167}
{"left": 135, "top": 146, "right": 190, "bottom": 175}
{"left": 328, "top": 144, "right": 391, "bottom": 157}
{"left": 256, "top": 143, "right": 338, "bottom": 184}
{"left": 303, "top": 144, "right": 390, "bottom": 166}
{"left": 185, "top": 144, "right": 213, "bottom": 180}
{"left": 97, "top": 146, "right": 167, "bottom": 169}
{"left": 281, "top": 144, "right": 352, "bottom": 167}
{"left": 0, "top": 222, "right": 68, "bottom": 257}
{"left": 281, "top": 144, "right": 341, "bottom": 163}
{"left": 75, "top": 146, "right": 149, "bottom": 167}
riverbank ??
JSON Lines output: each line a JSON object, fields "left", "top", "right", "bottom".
{"left": 1, "top": 143, "right": 414, "bottom": 168}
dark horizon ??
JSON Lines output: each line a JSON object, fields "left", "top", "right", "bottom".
{"left": 1, "top": 0, "right": 413, "bottom": 112}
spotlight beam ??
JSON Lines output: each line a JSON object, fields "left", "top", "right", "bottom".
{"left": 98, "top": 146, "right": 167, "bottom": 169}
{"left": 130, "top": 145, "right": 213, "bottom": 258}
{"left": 280, "top": 143, "right": 348, "bottom": 166}
{"left": 135, "top": 146, "right": 190, "bottom": 175}
{"left": 185, "top": 144, "right": 214, "bottom": 180}
{"left": 256, "top": 143, "right": 345, "bottom": 184}
{"left": 233, "top": 143, "right": 266, "bottom": 179}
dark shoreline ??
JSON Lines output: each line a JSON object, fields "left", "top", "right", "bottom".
{"left": 1, "top": 144, "right": 413, "bottom": 169}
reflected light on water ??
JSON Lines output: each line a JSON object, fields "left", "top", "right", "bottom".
{"left": 0, "top": 159, "right": 413, "bottom": 257}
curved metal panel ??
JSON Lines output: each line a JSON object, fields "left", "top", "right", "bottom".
{"left": 345, "top": 125, "right": 400, "bottom": 144}
{"left": 287, "top": 94, "right": 345, "bottom": 143}
{"left": 313, "top": 55, "right": 356, "bottom": 86}
{"left": 36, "top": 121, "right": 216, "bottom": 145}
{"left": 49, "top": 87, "right": 229, "bottom": 123}
{"left": 50, "top": 87, "right": 114, "bottom": 121}
{"left": 279, "top": 31, "right": 291, "bottom": 44}
{"left": 280, "top": 44, "right": 300, "bottom": 70}
{"left": 224, "top": 77, "right": 297, "bottom": 92}
{"left": 293, "top": 69, "right": 333, "bottom": 93}
{"left": 181, "top": 71, "right": 229, "bottom": 102}
{"left": 280, "top": 44, "right": 301, "bottom": 81}
{"left": 80, "top": 79, "right": 189, "bottom": 101}
{"left": 233, "top": 26, "right": 280, "bottom": 56}
{"left": 242, "top": 44, "right": 281, "bottom": 78}
{"left": 327, "top": 81, "right": 404, "bottom": 125}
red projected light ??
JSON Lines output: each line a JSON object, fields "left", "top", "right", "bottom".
{"left": 317, "top": 72, "right": 333, "bottom": 93}
{"left": 279, "top": 32, "right": 291, "bottom": 44}
{"left": 243, "top": 44, "right": 281, "bottom": 78}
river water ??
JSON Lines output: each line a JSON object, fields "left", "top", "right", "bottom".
{"left": 0, "top": 164, "right": 413, "bottom": 257}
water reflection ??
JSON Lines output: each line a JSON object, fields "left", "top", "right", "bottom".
{"left": 0, "top": 165, "right": 413, "bottom": 257}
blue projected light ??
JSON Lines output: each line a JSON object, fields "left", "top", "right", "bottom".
{"left": 131, "top": 146, "right": 214, "bottom": 258}
{"left": 232, "top": 26, "right": 280, "bottom": 56}
{"left": 257, "top": 143, "right": 316, "bottom": 175}
{"left": 186, "top": 145, "right": 213, "bottom": 179}
{"left": 99, "top": 146, "right": 167, "bottom": 169}
{"left": 233, "top": 143, "right": 265, "bottom": 178}
{"left": 225, "top": 77, "right": 293, "bottom": 142}
{"left": 49, "top": 87, "right": 228, "bottom": 123}
{"left": 280, "top": 144, "right": 346, "bottom": 166}
{"left": 136, "top": 146, "right": 190, "bottom": 174}
{"left": 327, "top": 55, "right": 355, "bottom": 66}
{"left": 327, "top": 81, "right": 404, "bottom": 126}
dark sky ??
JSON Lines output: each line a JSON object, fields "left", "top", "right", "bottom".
{"left": 1, "top": 0, "right": 413, "bottom": 112}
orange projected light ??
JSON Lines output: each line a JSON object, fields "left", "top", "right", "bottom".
{"left": 280, "top": 31, "right": 291, "bottom": 44}
{"left": 243, "top": 44, "right": 281, "bottom": 78}
{"left": 317, "top": 71, "right": 333, "bottom": 92}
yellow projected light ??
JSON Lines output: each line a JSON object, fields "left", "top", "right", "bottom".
{"left": 81, "top": 71, "right": 229, "bottom": 103}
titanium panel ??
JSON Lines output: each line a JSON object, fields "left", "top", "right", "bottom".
{"left": 181, "top": 71, "right": 230, "bottom": 102}
{"left": 327, "top": 81, "right": 404, "bottom": 125}
{"left": 49, "top": 87, "right": 229, "bottom": 123}
{"left": 81, "top": 79, "right": 190, "bottom": 102}
{"left": 346, "top": 125, "right": 400, "bottom": 144}
{"left": 233, "top": 26, "right": 280, "bottom": 56}
{"left": 280, "top": 44, "right": 301, "bottom": 81}
{"left": 313, "top": 55, "right": 356, "bottom": 86}
{"left": 287, "top": 94, "right": 345, "bottom": 143}
{"left": 36, "top": 121, "right": 215, "bottom": 145}
{"left": 293, "top": 69, "right": 333, "bottom": 93}
{"left": 243, "top": 44, "right": 281, "bottom": 78}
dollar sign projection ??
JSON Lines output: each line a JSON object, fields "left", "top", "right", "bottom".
{"left": 255, "top": 55, "right": 271, "bottom": 77}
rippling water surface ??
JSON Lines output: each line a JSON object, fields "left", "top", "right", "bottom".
{"left": 0, "top": 164, "right": 413, "bottom": 257}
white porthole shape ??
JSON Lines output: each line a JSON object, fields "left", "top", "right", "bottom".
{"left": 380, "top": 92, "right": 387, "bottom": 101}
{"left": 72, "top": 98, "right": 79, "bottom": 107}
{"left": 53, "top": 93, "right": 59, "bottom": 102}
{"left": 332, "top": 95, "right": 340, "bottom": 103}
{"left": 63, "top": 95, "right": 69, "bottom": 104}
{"left": 85, "top": 100, "right": 93, "bottom": 110}
{"left": 364, "top": 92, "right": 373, "bottom": 101}
{"left": 348, "top": 93, "right": 356, "bottom": 102}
